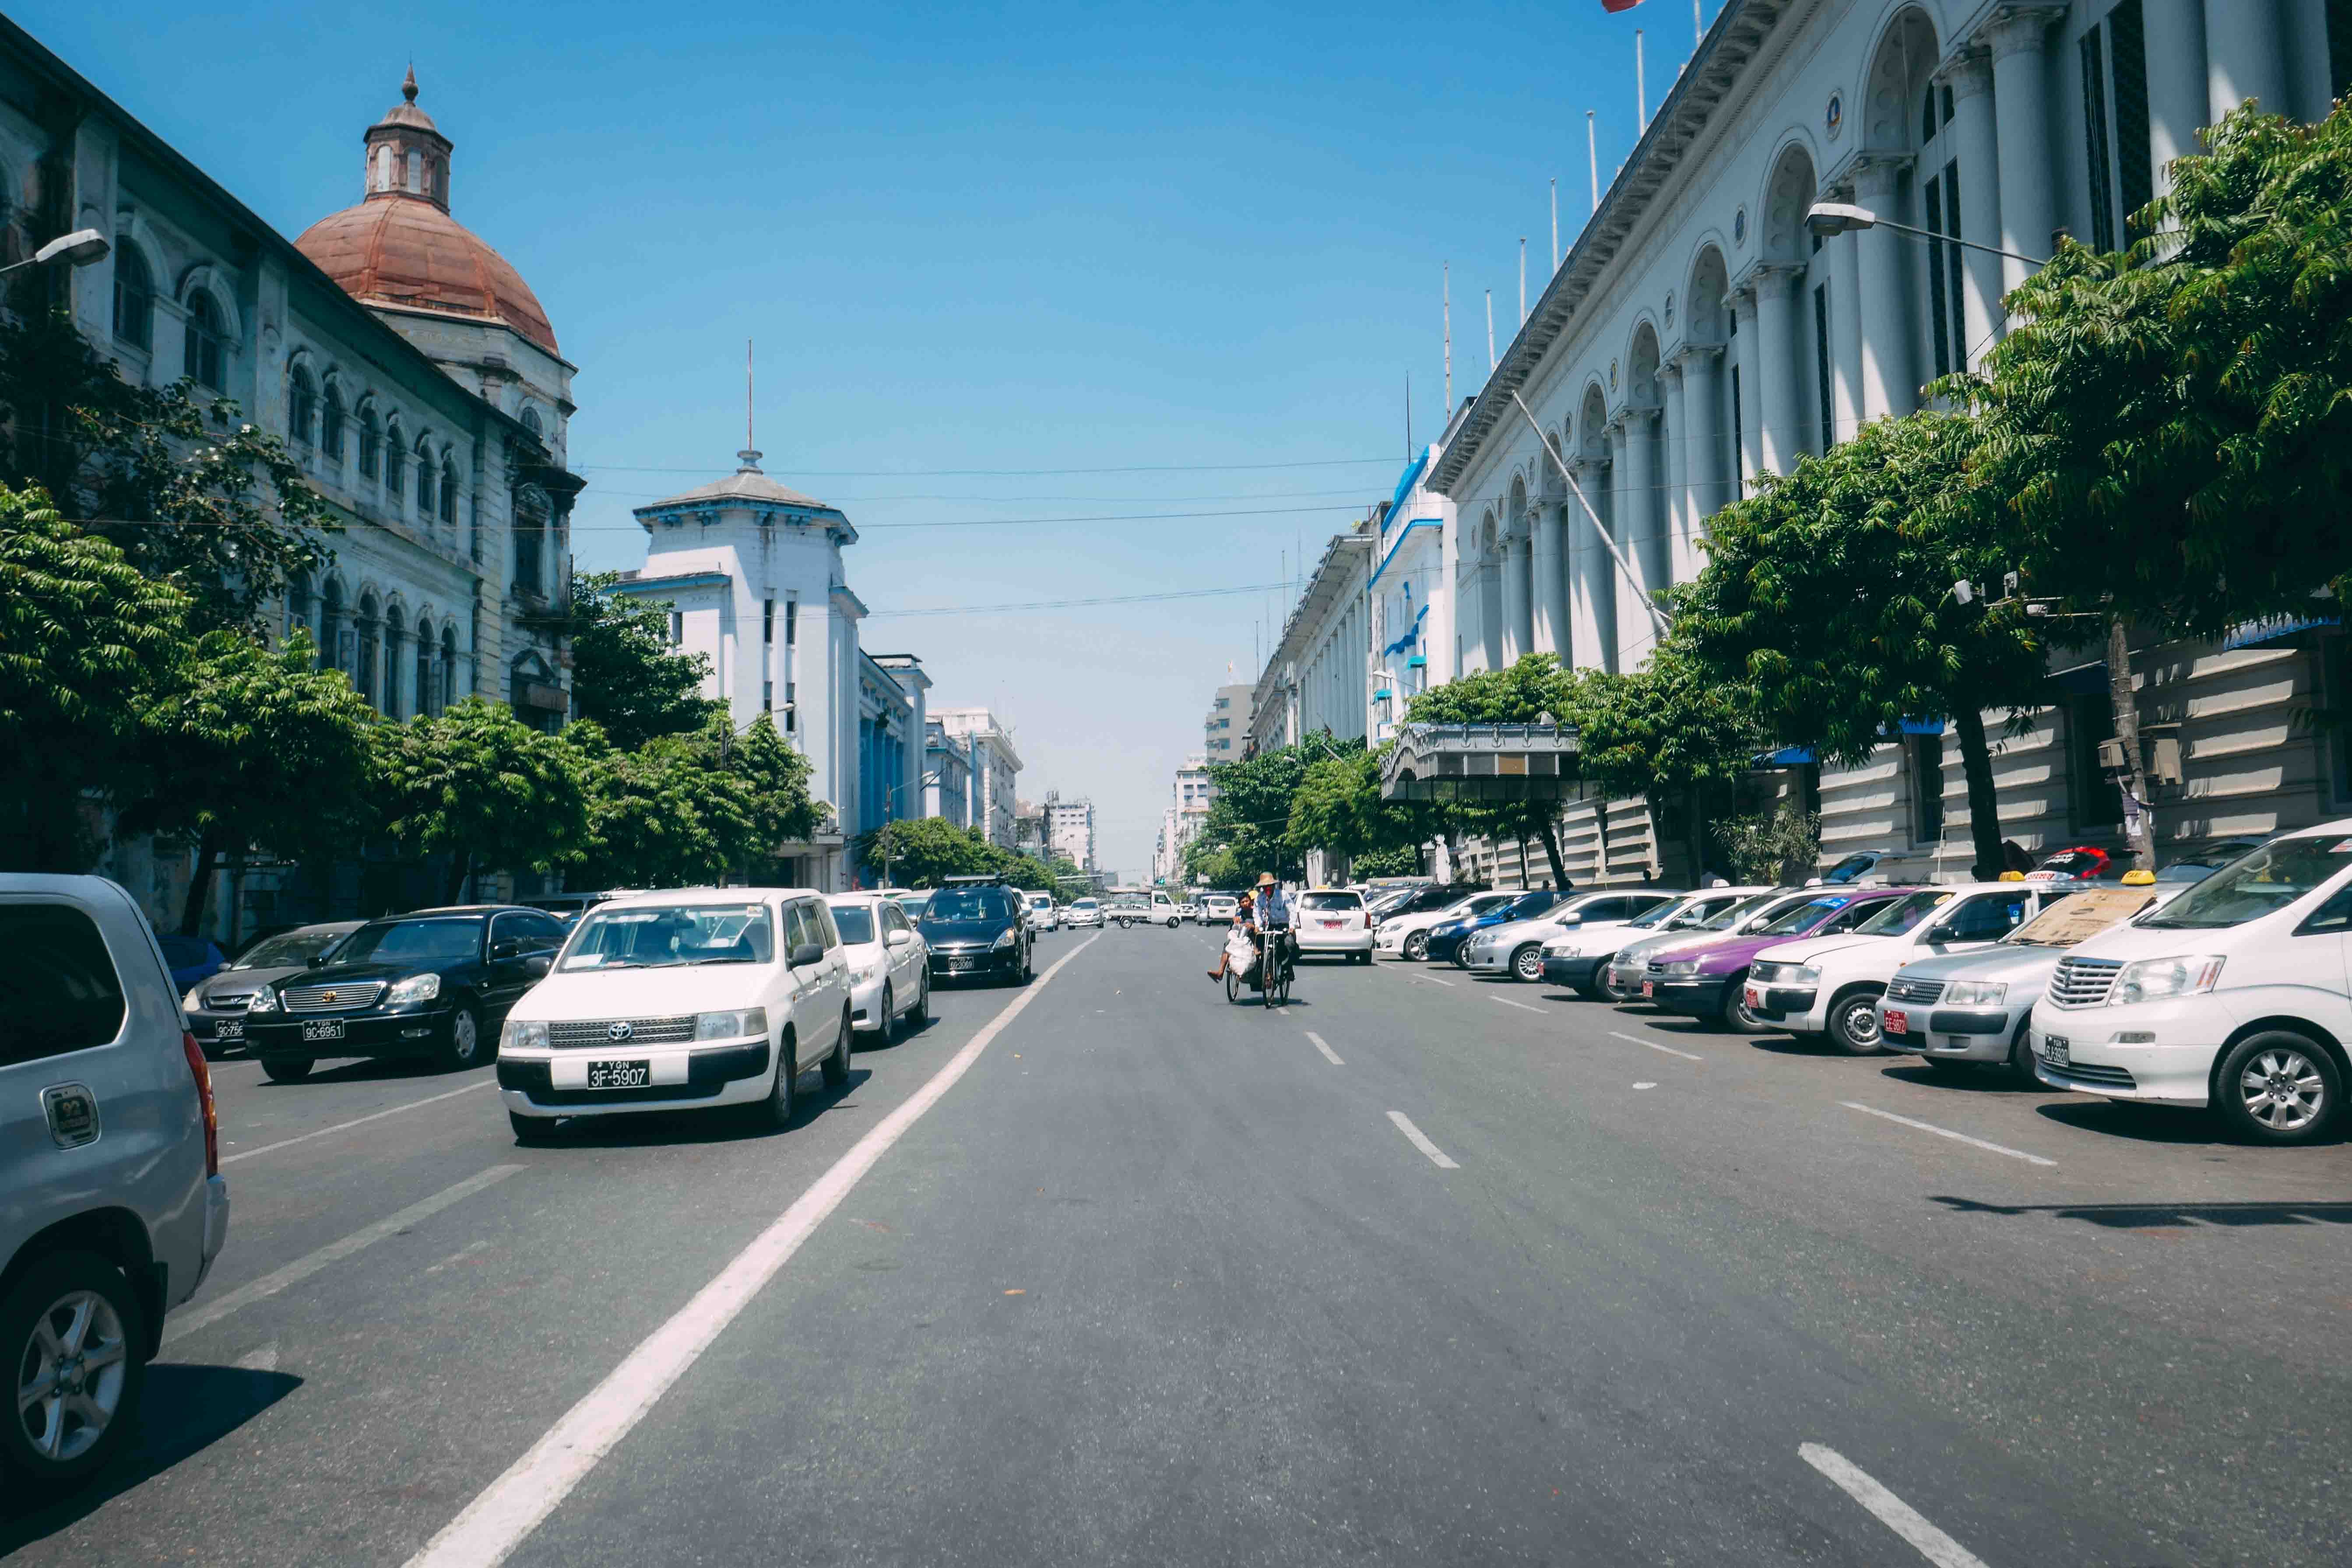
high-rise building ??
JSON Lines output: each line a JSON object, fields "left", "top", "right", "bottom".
{"left": 1203, "top": 683, "right": 1252, "bottom": 760}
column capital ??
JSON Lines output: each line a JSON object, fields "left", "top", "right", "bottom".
{"left": 1657, "top": 358, "right": 1684, "bottom": 388}
{"left": 1935, "top": 45, "right": 1995, "bottom": 98}
{"left": 1733, "top": 260, "right": 1805, "bottom": 301}
{"left": 1852, "top": 153, "right": 1913, "bottom": 202}
{"left": 1672, "top": 341, "right": 1726, "bottom": 368}
{"left": 1974, "top": 4, "right": 2064, "bottom": 61}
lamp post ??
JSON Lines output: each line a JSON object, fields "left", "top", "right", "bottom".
{"left": 878, "top": 770, "right": 942, "bottom": 890}
{"left": 0, "top": 228, "right": 110, "bottom": 279}
{"left": 1803, "top": 202, "right": 2046, "bottom": 267}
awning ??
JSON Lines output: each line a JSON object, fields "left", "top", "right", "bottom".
{"left": 2223, "top": 613, "right": 2339, "bottom": 651}
{"left": 1380, "top": 721, "right": 1585, "bottom": 802}
{"left": 1760, "top": 745, "right": 1816, "bottom": 766}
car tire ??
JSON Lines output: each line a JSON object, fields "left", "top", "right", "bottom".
{"left": 439, "top": 1005, "right": 483, "bottom": 1072}
{"left": 1403, "top": 932, "right": 1429, "bottom": 962}
{"left": 1721, "top": 971, "right": 1771, "bottom": 1033}
{"left": 755, "top": 1034, "right": 797, "bottom": 1130}
{"left": 2007, "top": 1020, "right": 2039, "bottom": 1086}
{"left": 1826, "top": 988, "right": 1888, "bottom": 1055}
{"left": 1021, "top": 946, "right": 1035, "bottom": 984}
{"left": 261, "top": 1056, "right": 313, "bottom": 1083}
{"left": 1511, "top": 945, "right": 1545, "bottom": 983}
{"left": 1573, "top": 981, "right": 1606, "bottom": 1002}
{"left": 910, "top": 974, "right": 931, "bottom": 1027}
{"left": 1355, "top": 950, "right": 1372, "bottom": 966}
{"left": 823, "top": 1009, "right": 852, "bottom": 1088}
{"left": 2215, "top": 1030, "right": 2342, "bottom": 1145}
{"left": 0, "top": 1250, "right": 147, "bottom": 1490}
{"left": 509, "top": 1111, "right": 554, "bottom": 1144}
{"left": 875, "top": 985, "right": 896, "bottom": 1047}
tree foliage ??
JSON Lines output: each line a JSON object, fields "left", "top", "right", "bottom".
{"left": 377, "top": 700, "right": 594, "bottom": 901}
{"left": 1404, "top": 655, "right": 1579, "bottom": 887}
{"left": 1185, "top": 737, "right": 1336, "bottom": 885}
{"left": 563, "top": 571, "right": 724, "bottom": 749}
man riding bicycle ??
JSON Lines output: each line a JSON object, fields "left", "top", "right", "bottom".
{"left": 1248, "top": 872, "right": 1294, "bottom": 985}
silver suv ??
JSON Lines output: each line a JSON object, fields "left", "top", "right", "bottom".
{"left": 1, "top": 875, "right": 229, "bottom": 1487}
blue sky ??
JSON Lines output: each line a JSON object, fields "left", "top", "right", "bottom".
{"left": 40, "top": 0, "right": 1688, "bottom": 875}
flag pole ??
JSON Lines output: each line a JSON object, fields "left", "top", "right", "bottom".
{"left": 1586, "top": 112, "right": 1599, "bottom": 213}
{"left": 1550, "top": 177, "right": 1559, "bottom": 267}
{"left": 1484, "top": 289, "right": 1496, "bottom": 375}
{"left": 1636, "top": 29, "right": 1647, "bottom": 128}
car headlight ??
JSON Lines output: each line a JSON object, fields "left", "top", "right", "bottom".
{"left": 183, "top": 986, "right": 205, "bottom": 1013}
{"left": 2113, "top": 955, "right": 2226, "bottom": 1005}
{"left": 386, "top": 973, "right": 442, "bottom": 1006}
{"left": 1658, "top": 959, "right": 1701, "bottom": 976}
{"left": 852, "top": 962, "right": 880, "bottom": 984}
{"left": 1547, "top": 943, "right": 1582, "bottom": 958}
{"left": 991, "top": 928, "right": 1017, "bottom": 949}
{"left": 694, "top": 1007, "right": 770, "bottom": 1041}
{"left": 1943, "top": 980, "right": 2009, "bottom": 1007}
{"left": 501, "top": 1018, "right": 548, "bottom": 1051}
{"left": 246, "top": 989, "right": 279, "bottom": 1014}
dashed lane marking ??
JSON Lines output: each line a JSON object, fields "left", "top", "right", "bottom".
{"left": 1800, "top": 1443, "right": 1993, "bottom": 1567}
{"left": 1305, "top": 1031, "right": 1344, "bottom": 1065}
{"left": 1610, "top": 1030, "right": 1704, "bottom": 1062}
{"left": 1386, "top": 1111, "right": 1461, "bottom": 1170}
{"left": 222, "top": 1079, "right": 497, "bottom": 1164}
{"left": 1840, "top": 1101, "right": 2057, "bottom": 1167}
{"left": 1490, "top": 995, "right": 1550, "bottom": 1015}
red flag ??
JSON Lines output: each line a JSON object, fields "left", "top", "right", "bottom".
{"left": 1602, "top": 0, "right": 1645, "bottom": 11}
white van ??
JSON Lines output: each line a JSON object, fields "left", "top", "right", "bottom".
{"left": 2029, "top": 823, "right": 2352, "bottom": 1143}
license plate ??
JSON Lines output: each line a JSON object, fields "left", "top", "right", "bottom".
{"left": 1744, "top": 985, "right": 1762, "bottom": 1009}
{"left": 948, "top": 957, "right": 973, "bottom": 972}
{"left": 1320, "top": 919, "right": 1342, "bottom": 928}
{"left": 2041, "top": 1034, "right": 2071, "bottom": 1069}
{"left": 300, "top": 1019, "right": 345, "bottom": 1043}
{"left": 216, "top": 1018, "right": 244, "bottom": 1041}
{"left": 1883, "top": 1007, "right": 1909, "bottom": 1037}
{"left": 587, "top": 1059, "right": 651, "bottom": 1090}
{"left": 1642, "top": 981, "right": 1655, "bottom": 998}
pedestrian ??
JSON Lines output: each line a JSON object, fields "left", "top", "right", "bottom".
{"left": 1207, "top": 889, "right": 1255, "bottom": 981}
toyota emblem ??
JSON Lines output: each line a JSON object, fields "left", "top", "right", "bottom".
{"left": 608, "top": 1021, "right": 634, "bottom": 1042}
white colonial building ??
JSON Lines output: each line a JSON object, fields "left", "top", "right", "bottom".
{"left": 933, "top": 707, "right": 1023, "bottom": 849}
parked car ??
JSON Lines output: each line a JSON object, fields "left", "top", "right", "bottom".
{"left": 2031, "top": 822, "right": 2352, "bottom": 1143}
{"left": 1024, "top": 892, "right": 1058, "bottom": 932}
{"left": 1065, "top": 897, "right": 1106, "bottom": 930}
{"left": 1292, "top": 888, "right": 1374, "bottom": 963}
{"left": 1428, "top": 888, "right": 1575, "bottom": 966}
{"left": 497, "top": 889, "right": 851, "bottom": 1140}
{"left": 1369, "top": 882, "right": 1484, "bottom": 930}
{"left": 241, "top": 905, "right": 568, "bottom": 1081}
{"left": 1745, "top": 882, "right": 2074, "bottom": 1052}
{"left": 920, "top": 879, "right": 1034, "bottom": 984}
{"left": 1377, "top": 891, "right": 1521, "bottom": 961}
{"left": 1600, "top": 890, "right": 1790, "bottom": 1001}
{"left": 1546, "top": 887, "right": 1776, "bottom": 997}
{"left": 1175, "top": 900, "right": 1202, "bottom": 924}
{"left": 1814, "top": 850, "right": 1895, "bottom": 885}
{"left": 183, "top": 919, "right": 364, "bottom": 1058}
{"left": 1643, "top": 887, "right": 1910, "bottom": 1030}
{"left": 2155, "top": 837, "right": 2269, "bottom": 884}
{"left": 155, "top": 933, "right": 226, "bottom": 994}
{"left": 828, "top": 893, "right": 931, "bottom": 1044}
{"left": 1464, "top": 890, "right": 1681, "bottom": 981}
{"left": 888, "top": 889, "right": 934, "bottom": 923}
{"left": 523, "top": 889, "right": 642, "bottom": 927}
{"left": 2, "top": 875, "right": 229, "bottom": 1489}
{"left": 1877, "top": 886, "right": 2162, "bottom": 1081}
{"left": 1201, "top": 893, "right": 1240, "bottom": 924}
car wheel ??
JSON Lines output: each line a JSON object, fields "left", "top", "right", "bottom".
{"left": 1021, "top": 946, "right": 1035, "bottom": 984}
{"left": 1826, "top": 989, "right": 1887, "bottom": 1055}
{"left": 910, "top": 974, "right": 931, "bottom": 1026}
{"left": 1722, "top": 971, "right": 1771, "bottom": 1033}
{"left": 261, "top": 1056, "right": 313, "bottom": 1083}
{"left": 2007, "top": 1020, "right": 2039, "bottom": 1086}
{"left": 876, "top": 985, "right": 896, "bottom": 1047}
{"left": 1403, "top": 932, "right": 1429, "bottom": 961}
{"left": 1511, "top": 945, "right": 1545, "bottom": 983}
{"left": 0, "top": 1251, "right": 146, "bottom": 1489}
{"left": 823, "top": 1010, "right": 852, "bottom": 1088}
{"left": 440, "top": 1005, "right": 483, "bottom": 1072}
{"left": 1355, "top": 950, "right": 1372, "bottom": 966}
{"left": 1573, "top": 982, "right": 1605, "bottom": 1002}
{"left": 2216, "top": 1031, "right": 2342, "bottom": 1145}
{"left": 755, "top": 1034, "right": 797, "bottom": 1130}
{"left": 509, "top": 1111, "right": 554, "bottom": 1144}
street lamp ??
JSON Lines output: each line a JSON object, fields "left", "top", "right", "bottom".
{"left": 1803, "top": 202, "right": 2046, "bottom": 267}
{"left": 878, "top": 770, "right": 942, "bottom": 889}
{"left": 0, "top": 228, "right": 111, "bottom": 278}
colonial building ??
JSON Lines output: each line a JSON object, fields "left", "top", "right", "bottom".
{"left": 933, "top": 707, "right": 1022, "bottom": 848}
{"left": 1249, "top": 519, "right": 1378, "bottom": 756}
{"left": 925, "top": 719, "right": 979, "bottom": 830}
{"left": 1419, "top": 0, "right": 2352, "bottom": 885}
{"left": 11, "top": 11, "right": 584, "bottom": 932}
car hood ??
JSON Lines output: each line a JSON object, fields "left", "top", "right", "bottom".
{"left": 1657, "top": 931, "right": 1859, "bottom": 974}
{"left": 268, "top": 959, "right": 448, "bottom": 990}
{"left": 512, "top": 965, "right": 780, "bottom": 1021}
{"left": 200, "top": 963, "right": 310, "bottom": 999}
{"left": 1892, "top": 945, "right": 2068, "bottom": 987}
{"left": 1753, "top": 935, "right": 1885, "bottom": 970}
{"left": 922, "top": 920, "right": 1015, "bottom": 944}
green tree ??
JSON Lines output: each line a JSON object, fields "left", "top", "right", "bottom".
{"left": 563, "top": 571, "right": 725, "bottom": 748}
{"left": 1284, "top": 742, "right": 1451, "bottom": 872}
{"left": 0, "top": 485, "right": 191, "bottom": 870}
{"left": 568, "top": 722, "right": 761, "bottom": 889}
{"left": 129, "top": 629, "right": 383, "bottom": 934}
{"left": 724, "top": 712, "right": 824, "bottom": 872}
{"left": 1187, "top": 736, "right": 1333, "bottom": 884}
{"left": 0, "top": 306, "right": 336, "bottom": 636}
{"left": 1679, "top": 412, "right": 2048, "bottom": 879}
{"left": 379, "top": 700, "right": 593, "bottom": 901}
{"left": 854, "top": 816, "right": 992, "bottom": 887}
{"left": 1404, "top": 655, "right": 1581, "bottom": 887}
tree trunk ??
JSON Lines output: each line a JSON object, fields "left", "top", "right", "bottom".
{"left": 444, "top": 848, "right": 473, "bottom": 904}
{"left": 2107, "top": 617, "right": 2157, "bottom": 872}
{"left": 179, "top": 827, "right": 225, "bottom": 937}
{"left": 1950, "top": 703, "right": 2006, "bottom": 880}
{"left": 1535, "top": 813, "right": 1571, "bottom": 890}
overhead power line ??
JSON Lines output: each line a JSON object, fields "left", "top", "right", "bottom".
{"left": 867, "top": 580, "right": 1292, "bottom": 619}
{"left": 578, "top": 456, "right": 1402, "bottom": 478}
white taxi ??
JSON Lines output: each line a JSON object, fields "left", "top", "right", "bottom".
{"left": 1292, "top": 888, "right": 1373, "bottom": 963}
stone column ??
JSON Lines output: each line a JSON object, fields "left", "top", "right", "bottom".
{"left": 2204, "top": 0, "right": 2289, "bottom": 120}
{"left": 1435, "top": 513, "right": 1459, "bottom": 684}
{"left": 2141, "top": 0, "right": 2208, "bottom": 200}
{"left": 1500, "top": 521, "right": 1528, "bottom": 666}
{"left": 1828, "top": 225, "right": 1863, "bottom": 446}
{"left": 1515, "top": 526, "right": 1536, "bottom": 660}
{"left": 1569, "top": 457, "right": 1615, "bottom": 672}
{"left": 1659, "top": 362, "right": 1689, "bottom": 585}
{"left": 1854, "top": 159, "right": 1918, "bottom": 419}
{"left": 1751, "top": 267, "right": 1802, "bottom": 474}
{"left": 1987, "top": 8, "right": 2062, "bottom": 295}
{"left": 1618, "top": 409, "right": 1658, "bottom": 670}
{"left": 1944, "top": 50, "right": 2005, "bottom": 360}
{"left": 1675, "top": 344, "right": 1724, "bottom": 572}
{"left": 1532, "top": 493, "right": 1567, "bottom": 660}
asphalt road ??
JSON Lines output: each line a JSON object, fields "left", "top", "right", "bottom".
{"left": 7, "top": 924, "right": 2348, "bottom": 1565}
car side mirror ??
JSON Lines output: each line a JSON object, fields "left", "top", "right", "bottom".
{"left": 886, "top": 928, "right": 913, "bottom": 948}
{"left": 524, "top": 953, "right": 552, "bottom": 978}
{"left": 1923, "top": 924, "right": 1957, "bottom": 944}
{"left": 789, "top": 941, "right": 826, "bottom": 968}
{"left": 309, "top": 952, "right": 331, "bottom": 967}
{"left": 491, "top": 939, "right": 523, "bottom": 960}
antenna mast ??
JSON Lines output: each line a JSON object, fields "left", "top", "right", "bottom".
{"left": 738, "top": 338, "right": 762, "bottom": 471}
{"left": 1442, "top": 263, "right": 1452, "bottom": 412}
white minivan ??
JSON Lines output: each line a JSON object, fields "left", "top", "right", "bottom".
{"left": 2031, "top": 824, "right": 2352, "bottom": 1144}
{"left": 498, "top": 889, "right": 852, "bottom": 1139}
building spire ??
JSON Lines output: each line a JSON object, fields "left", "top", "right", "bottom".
{"left": 736, "top": 338, "right": 763, "bottom": 472}
{"left": 403, "top": 62, "right": 418, "bottom": 104}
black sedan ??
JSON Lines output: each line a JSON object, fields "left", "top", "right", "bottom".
{"left": 918, "top": 883, "right": 1034, "bottom": 986}
{"left": 240, "top": 905, "right": 566, "bottom": 1081}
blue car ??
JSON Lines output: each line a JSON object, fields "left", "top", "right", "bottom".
{"left": 157, "top": 932, "right": 227, "bottom": 994}
{"left": 1427, "top": 888, "right": 1572, "bottom": 966}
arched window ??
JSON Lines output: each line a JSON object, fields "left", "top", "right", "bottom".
{"left": 284, "top": 571, "right": 313, "bottom": 646}
{"left": 321, "top": 383, "right": 346, "bottom": 461}
{"left": 384, "top": 605, "right": 406, "bottom": 719}
{"left": 287, "top": 365, "right": 317, "bottom": 445}
{"left": 359, "top": 403, "right": 382, "bottom": 479}
{"left": 319, "top": 579, "right": 346, "bottom": 675}
{"left": 184, "top": 291, "right": 226, "bottom": 390}
{"left": 356, "top": 593, "right": 381, "bottom": 708}
{"left": 520, "top": 406, "right": 543, "bottom": 440}
{"left": 112, "top": 245, "right": 155, "bottom": 352}
{"left": 386, "top": 421, "right": 407, "bottom": 501}
{"left": 374, "top": 144, "right": 394, "bottom": 192}
{"left": 415, "top": 619, "right": 436, "bottom": 717}
{"left": 439, "top": 457, "right": 458, "bottom": 526}
{"left": 440, "top": 625, "right": 458, "bottom": 710}
{"left": 415, "top": 440, "right": 436, "bottom": 516}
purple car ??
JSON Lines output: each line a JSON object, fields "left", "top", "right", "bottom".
{"left": 1639, "top": 887, "right": 1913, "bottom": 1030}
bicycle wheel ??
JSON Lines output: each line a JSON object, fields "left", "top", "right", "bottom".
{"left": 1225, "top": 969, "right": 1241, "bottom": 1005}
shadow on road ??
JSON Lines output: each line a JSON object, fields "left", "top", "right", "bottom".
{"left": 0, "top": 1363, "right": 303, "bottom": 1548}
{"left": 1878, "top": 1062, "right": 2047, "bottom": 1094}
{"left": 520, "top": 1065, "right": 877, "bottom": 1149}
{"left": 1930, "top": 1194, "right": 2352, "bottom": 1228}
{"left": 2028, "top": 1098, "right": 2347, "bottom": 1147}
{"left": 263, "top": 1055, "right": 454, "bottom": 1088}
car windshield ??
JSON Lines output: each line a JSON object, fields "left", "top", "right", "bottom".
{"left": 2140, "top": 835, "right": 2352, "bottom": 928}
{"left": 1727, "top": 893, "right": 1818, "bottom": 932}
{"left": 1300, "top": 892, "right": 1360, "bottom": 911}
{"left": 924, "top": 889, "right": 1006, "bottom": 922}
{"left": 559, "top": 904, "right": 774, "bottom": 970}
{"left": 1626, "top": 901, "right": 1685, "bottom": 929}
{"left": 1452, "top": 894, "right": 1514, "bottom": 919}
{"left": 1820, "top": 854, "right": 1878, "bottom": 882}
{"left": 831, "top": 907, "right": 876, "bottom": 945}
{"left": 232, "top": 928, "right": 347, "bottom": 969}
{"left": 2004, "top": 887, "right": 2153, "bottom": 946}
{"left": 336, "top": 918, "right": 482, "bottom": 965}
{"left": 1756, "top": 895, "right": 1852, "bottom": 935}
{"left": 1074, "top": 899, "right": 1100, "bottom": 910}
{"left": 1853, "top": 890, "right": 1952, "bottom": 936}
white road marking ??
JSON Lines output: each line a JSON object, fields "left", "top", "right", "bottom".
{"left": 405, "top": 935, "right": 1103, "bottom": 1568}
{"left": 1386, "top": 1111, "right": 1460, "bottom": 1170}
{"left": 222, "top": 1079, "right": 496, "bottom": 1165}
{"left": 1610, "top": 1030, "right": 1704, "bottom": 1062}
{"left": 1633, "top": 1082, "right": 1658, "bottom": 1090}
{"left": 426, "top": 1239, "right": 494, "bottom": 1275}
{"left": 1800, "top": 1443, "right": 1993, "bottom": 1568}
{"left": 1840, "top": 1101, "right": 2057, "bottom": 1167}
{"left": 1415, "top": 973, "right": 1456, "bottom": 987}
{"left": 233, "top": 1342, "right": 280, "bottom": 1372}
{"left": 165, "top": 1165, "right": 523, "bottom": 1345}
{"left": 1490, "top": 995, "right": 1549, "bottom": 1014}
{"left": 1304, "top": 1031, "right": 1344, "bottom": 1065}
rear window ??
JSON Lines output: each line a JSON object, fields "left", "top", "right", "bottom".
{"left": 1300, "top": 893, "right": 1361, "bottom": 911}
{"left": 2, "top": 904, "right": 128, "bottom": 1065}
{"left": 832, "top": 906, "right": 875, "bottom": 945}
